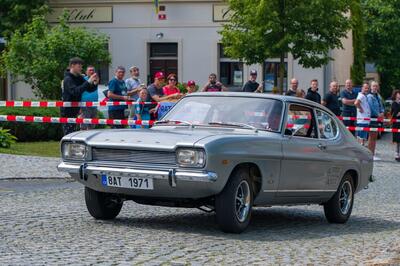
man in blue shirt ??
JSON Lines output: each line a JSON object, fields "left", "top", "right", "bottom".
{"left": 340, "top": 79, "right": 357, "bottom": 135}
{"left": 81, "top": 65, "right": 99, "bottom": 130}
{"left": 107, "top": 66, "right": 131, "bottom": 128}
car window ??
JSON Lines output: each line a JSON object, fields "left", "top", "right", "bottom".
{"left": 316, "top": 109, "right": 338, "bottom": 139}
{"left": 163, "top": 96, "right": 283, "bottom": 132}
{"left": 285, "top": 104, "right": 318, "bottom": 138}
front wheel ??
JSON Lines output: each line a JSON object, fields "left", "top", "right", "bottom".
{"left": 323, "top": 174, "right": 354, "bottom": 223}
{"left": 84, "top": 187, "right": 123, "bottom": 220}
{"left": 215, "top": 168, "right": 254, "bottom": 233}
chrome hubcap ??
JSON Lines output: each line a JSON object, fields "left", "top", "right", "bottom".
{"left": 235, "top": 180, "right": 251, "bottom": 223}
{"left": 339, "top": 181, "right": 353, "bottom": 215}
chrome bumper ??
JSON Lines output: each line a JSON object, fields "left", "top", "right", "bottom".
{"left": 57, "top": 162, "right": 218, "bottom": 187}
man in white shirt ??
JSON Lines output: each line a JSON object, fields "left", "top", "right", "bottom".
{"left": 354, "top": 82, "right": 371, "bottom": 145}
{"left": 125, "top": 66, "right": 142, "bottom": 118}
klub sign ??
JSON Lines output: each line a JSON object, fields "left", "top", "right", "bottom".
{"left": 47, "top": 7, "right": 113, "bottom": 23}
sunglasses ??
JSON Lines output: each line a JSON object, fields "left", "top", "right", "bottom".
{"left": 169, "top": 79, "right": 176, "bottom": 81}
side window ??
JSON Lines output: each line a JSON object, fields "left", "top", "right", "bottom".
{"left": 316, "top": 109, "right": 338, "bottom": 139}
{"left": 285, "top": 104, "right": 318, "bottom": 138}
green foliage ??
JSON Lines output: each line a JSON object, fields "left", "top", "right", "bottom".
{"left": 0, "top": 0, "right": 49, "bottom": 39}
{"left": 0, "top": 127, "right": 17, "bottom": 148}
{"left": 220, "top": 0, "right": 352, "bottom": 93}
{"left": 350, "top": 0, "right": 366, "bottom": 85}
{"left": 0, "top": 107, "right": 62, "bottom": 141}
{"left": 0, "top": 13, "right": 111, "bottom": 99}
{"left": 363, "top": 0, "right": 400, "bottom": 97}
{"left": 0, "top": 107, "right": 107, "bottom": 140}
{"left": 176, "top": 82, "right": 200, "bottom": 93}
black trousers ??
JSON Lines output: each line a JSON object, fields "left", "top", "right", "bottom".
{"left": 108, "top": 109, "right": 126, "bottom": 129}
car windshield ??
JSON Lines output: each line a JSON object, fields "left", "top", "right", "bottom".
{"left": 160, "top": 96, "right": 283, "bottom": 132}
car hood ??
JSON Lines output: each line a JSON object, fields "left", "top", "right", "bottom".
{"left": 63, "top": 126, "right": 258, "bottom": 151}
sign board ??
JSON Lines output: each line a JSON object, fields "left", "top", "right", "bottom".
{"left": 213, "top": 4, "right": 233, "bottom": 22}
{"left": 47, "top": 7, "right": 113, "bottom": 23}
{"left": 158, "top": 102, "right": 175, "bottom": 118}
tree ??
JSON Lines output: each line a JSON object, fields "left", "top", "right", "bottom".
{"left": 350, "top": 0, "right": 366, "bottom": 85}
{"left": 220, "top": 0, "right": 352, "bottom": 94}
{"left": 363, "top": 0, "right": 400, "bottom": 97}
{"left": 0, "top": 14, "right": 111, "bottom": 99}
{"left": 0, "top": 0, "right": 49, "bottom": 39}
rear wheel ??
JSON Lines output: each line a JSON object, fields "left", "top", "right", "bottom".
{"left": 84, "top": 187, "right": 123, "bottom": 220}
{"left": 323, "top": 174, "right": 354, "bottom": 223}
{"left": 215, "top": 168, "right": 253, "bottom": 233}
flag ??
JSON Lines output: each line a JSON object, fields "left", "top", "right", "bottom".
{"left": 154, "top": 0, "right": 159, "bottom": 14}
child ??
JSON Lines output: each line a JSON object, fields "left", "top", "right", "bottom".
{"left": 134, "top": 88, "right": 156, "bottom": 129}
{"left": 186, "top": 80, "right": 197, "bottom": 94}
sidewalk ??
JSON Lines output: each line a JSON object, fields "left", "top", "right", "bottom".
{"left": 0, "top": 154, "right": 69, "bottom": 180}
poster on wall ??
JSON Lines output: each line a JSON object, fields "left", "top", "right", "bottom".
{"left": 264, "top": 73, "right": 275, "bottom": 92}
{"left": 233, "top": 71, "right": 243, "bottom": 86}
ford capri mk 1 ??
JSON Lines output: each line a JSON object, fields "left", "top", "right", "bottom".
{"left": 58, "top": 93, "right": 373, "bottom": 233}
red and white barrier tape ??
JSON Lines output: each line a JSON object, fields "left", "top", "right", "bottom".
{"left": 289, "top": 115, "right": 400, "bottom": 123}
{"left": 0, "top": 115, "right": 155, "bottom": 126}
{"left": 0, "top": 101, "right": 157, "bottom": 108}
{"left": 1, "top": 114, "right": 400, "bottom": 132}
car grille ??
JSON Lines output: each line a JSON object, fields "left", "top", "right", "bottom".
{"left": 92, "top": 148, "right": 177, "bottom": 166}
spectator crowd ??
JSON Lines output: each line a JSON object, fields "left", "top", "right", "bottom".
{"left": 61, "top": 57, "right": 400, "bottom": 162}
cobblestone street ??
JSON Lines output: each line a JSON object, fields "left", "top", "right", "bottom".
{"left": 0, "top": 136, "right": 399, "bottom": 265}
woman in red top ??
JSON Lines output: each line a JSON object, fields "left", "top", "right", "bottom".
{"left": 163, "top": 74, "right": 180, "bottom": 96}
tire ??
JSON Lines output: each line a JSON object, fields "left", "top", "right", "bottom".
{"left": 215, "top": 168, "right": 254, "bottom": 233}
{"left": 323, "top": 174, "right": 354, "bottom": 223}
{"left": 84, "top": 187, "right": 123, "bottom": 220}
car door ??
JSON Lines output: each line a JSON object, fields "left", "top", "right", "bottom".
{"left": 278, "top": 103, "right": 330, "bottom": 198}
{"left": 315, "top": 108, "right": 347, "bottom": 191}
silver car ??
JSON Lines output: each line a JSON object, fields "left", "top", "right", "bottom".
{"left": 58, "top": 93, "right": 373, "bottom": 233}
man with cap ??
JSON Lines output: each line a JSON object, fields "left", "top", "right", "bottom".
{"left": 242, "top": 70, "right": 263, "bottom": 93}
{"left": 147, "top": 72, "right": 182, "bottom": 102}
{"left": 186, "top": 80, "right": 197, "bottom": 94}
{"left": 61, "top": 57, "right": 98, "bottom": 136}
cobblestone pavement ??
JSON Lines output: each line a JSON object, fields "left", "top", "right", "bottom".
{"left": 0, "top": 135, "right": 399, "bottom": 265}
{"left": 0, "top": 154, "right": 68, "bottom": 179}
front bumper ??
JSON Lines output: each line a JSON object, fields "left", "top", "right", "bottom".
{"left": 57, "top": 162, "right": 220, "bottom": 198}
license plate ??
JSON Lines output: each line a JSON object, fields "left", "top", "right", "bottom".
{"left": 101, "top": 175, "right": 154, "bottom": 190}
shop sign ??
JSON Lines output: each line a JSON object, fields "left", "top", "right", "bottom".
{"left": 213, "top": 4, "right": 233, "bottom": 22}
{"left": 47, "top": 7, "right": 113, "bottom": 23}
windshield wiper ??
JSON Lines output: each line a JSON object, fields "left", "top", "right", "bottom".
{"left": 208, "top": 122, "right": 258, "bottom": 132}
{"left": 155, "top": 120, "right": 194, "bottom": 127}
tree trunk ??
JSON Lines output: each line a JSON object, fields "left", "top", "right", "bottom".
{"left": 278, "top": 52, "right": 285, "bottom": 95}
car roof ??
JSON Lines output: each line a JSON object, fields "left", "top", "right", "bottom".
{"left": 186, "top": 92, "right": 335, "bottom": 115}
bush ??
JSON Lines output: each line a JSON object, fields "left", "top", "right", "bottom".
{"left": 0, "top": 107, "right": 108, "bottom": 141}
{"left": 0, "top": 128, "right": 17, "bottom": 148}
{"left": 0, "top": 107, "right": 63, "bottom": 141}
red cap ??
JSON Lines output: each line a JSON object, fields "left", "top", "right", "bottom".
{"left": 154, "top": 72, "right": 165, "bottom": 79}
{"left": 187, "top": 80, "right": 196, "bottom": 86}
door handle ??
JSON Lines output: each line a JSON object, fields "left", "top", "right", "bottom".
{"left": 318, "top": 143, "right": 327, "bottom": 150}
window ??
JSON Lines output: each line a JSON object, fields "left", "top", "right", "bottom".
{"left": 150, "top": 43, "right": 178, "bottom": 57}
{"left": 264, "top": 62, "right": 287, "bottom": 92}
{"left": 219, "top": 45, "right": 243, "bottom": 87}
{"left": 316, "top": 109, "right": 338, "bottom": 139}
{"left": 285, "top": 104, "right": 317, "bottom": 138}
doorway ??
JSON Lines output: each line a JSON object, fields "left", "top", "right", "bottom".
{"left": 148, "top": 43, "right": 178, "bottom": 84}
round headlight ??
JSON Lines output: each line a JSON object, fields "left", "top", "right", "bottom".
{"left": 176, "top": 149, "right": 205, "bottom": 167}
{"left": 62, "top": 142, "right": 87, "bottom": 160}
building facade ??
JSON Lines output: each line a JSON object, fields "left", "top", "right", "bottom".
{"left": 5, "top": 0, "right": 354, "bottom": 100}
